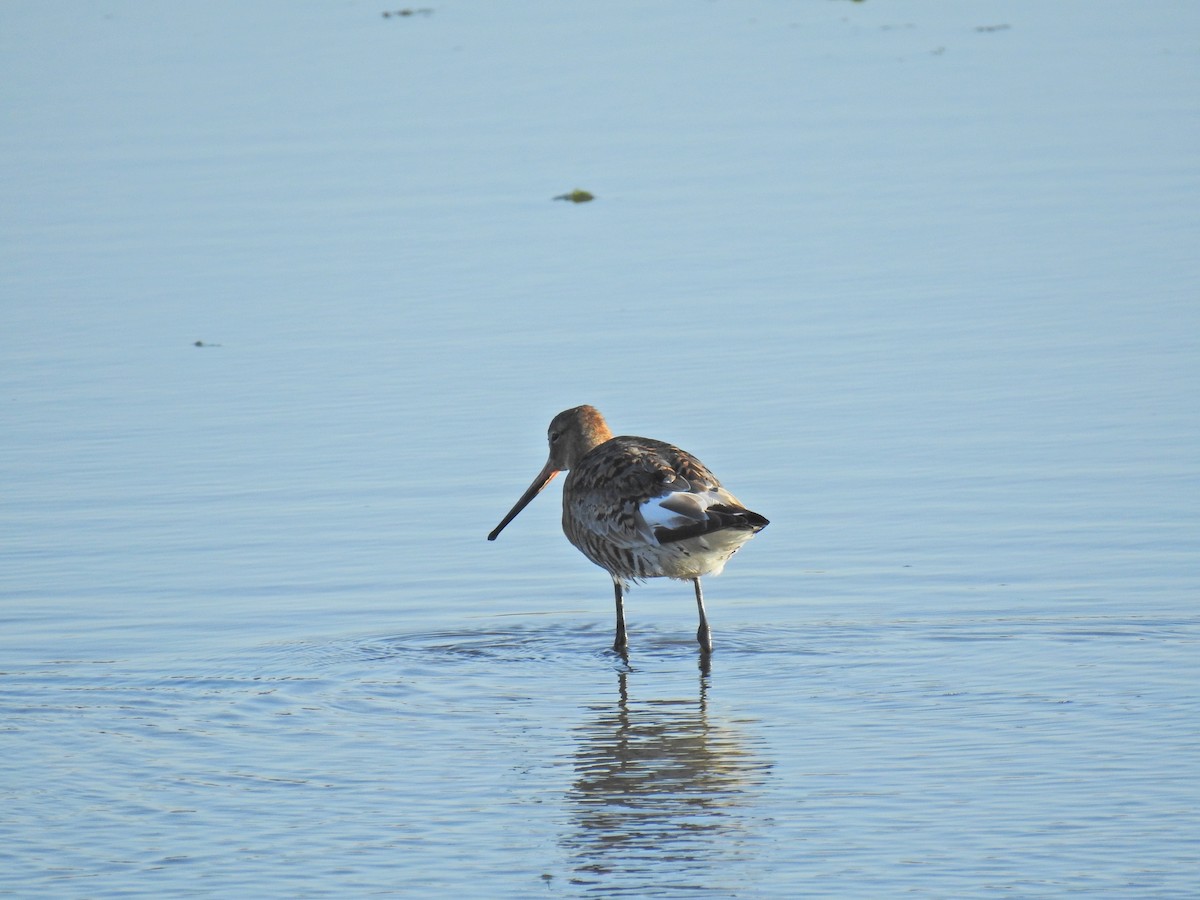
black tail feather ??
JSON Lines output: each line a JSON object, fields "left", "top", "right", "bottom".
{"left": 654, "top": 506, "right": 769, "bottom": 545}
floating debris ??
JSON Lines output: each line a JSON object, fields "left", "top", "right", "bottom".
{"left": 193, "top": 340, "right": 222, "bottom": 348}
{"left": 553, "top": 189, "right": 595, "bottom": 203}
{"left": 975, "top": 23, "right": 1011, "bottom": 32}
{"left": 382, "top": 8, "right": 433, "bottom": 18}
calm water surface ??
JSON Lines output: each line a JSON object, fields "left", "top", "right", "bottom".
{"left": 3, "top": 2, "right": 1198, "bottom": 897}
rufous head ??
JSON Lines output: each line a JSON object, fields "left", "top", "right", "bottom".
{"left": 487, "top": 405, "right": 613, "bottom": 541}
{"left": 544, "top": 405, "right": 613, "bottom": 471}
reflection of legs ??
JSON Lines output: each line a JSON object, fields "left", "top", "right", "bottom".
{"left": 693, "top": 577, "right": 713, "bottom": 654}
{"left": 612, "top": 579, "right": 628, "bottom": 654}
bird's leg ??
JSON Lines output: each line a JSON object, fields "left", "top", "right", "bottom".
{"left": 612, "top": 579, "right": 629, "bottom": 655}
{"left": 693, "top": 577, "right": 713, "bottom": 655}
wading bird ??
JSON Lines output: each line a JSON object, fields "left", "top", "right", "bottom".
{"left": 488, "top": 405, "right": 768, "bottom": 657}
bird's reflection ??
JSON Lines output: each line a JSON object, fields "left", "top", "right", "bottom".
{"left": 563, "top": 670, "right": 772, "bottom": 892}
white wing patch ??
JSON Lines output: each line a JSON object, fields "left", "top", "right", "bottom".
{"left": 638, "top": 489, "right": 722, "bottom": 541}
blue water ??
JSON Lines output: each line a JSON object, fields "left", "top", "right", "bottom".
{"left": 3, "top": 2, "right": 1198, "bottom": 896}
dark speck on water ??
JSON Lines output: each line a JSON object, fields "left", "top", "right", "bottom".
{"left": 382, "top": 8, "right": 433, "bottom": 18}
{"left": 554, "top": 189, "right": 595, "bottom": 203}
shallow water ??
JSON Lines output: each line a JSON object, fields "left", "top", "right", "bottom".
{"left": 3, "top": 1, "right": 1199, "bottom": 897}
{"left": 4, "top": 614, "right": 1197, "bottom": 896}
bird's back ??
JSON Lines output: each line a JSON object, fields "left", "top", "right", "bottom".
{"left": 562, "top": 436, "right": 767, "bottom": 582}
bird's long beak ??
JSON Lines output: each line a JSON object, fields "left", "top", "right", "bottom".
{"left": 487, "top": 460, "right": 560, "bottom": 540}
